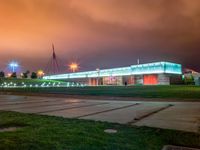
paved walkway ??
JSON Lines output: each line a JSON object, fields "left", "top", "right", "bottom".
{"left": 0, "top": 95, "right": 200, "bottom": 133}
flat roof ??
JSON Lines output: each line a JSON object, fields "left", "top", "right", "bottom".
{"left": 43, "top": 61, "right": 182, "bottom": 80}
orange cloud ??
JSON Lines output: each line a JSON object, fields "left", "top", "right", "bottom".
{"left": 0, "top": 0, "right": 200, "bottom": 71}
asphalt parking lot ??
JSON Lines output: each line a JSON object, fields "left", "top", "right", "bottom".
{"left": 0, "top": 95, "right": 200, "bottom": 133}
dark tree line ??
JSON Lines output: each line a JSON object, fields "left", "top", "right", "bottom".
{"left": 21, "top": 70, "right": 30, "bottom": 78}
{"left": 31, "top": 72, "right": 37, "bottom": 79}
{"left": 0, "top": 71, "right": 5, "bottom": 78}
{"left": 0, "top": 71, "right": 38, "bottom": 79}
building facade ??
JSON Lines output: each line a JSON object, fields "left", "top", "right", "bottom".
{"left": 43, "top": 61, "right": 182, "bottom": 86}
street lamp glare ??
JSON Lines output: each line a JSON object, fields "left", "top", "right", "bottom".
{"left": 69, "top": 62, "right": 79, "bottom": 72}
{"left": 9, "top": 62, "right": 18, "bottom": 67}
{"left": 9, "top": 61, "right": 19, "bottom": 72}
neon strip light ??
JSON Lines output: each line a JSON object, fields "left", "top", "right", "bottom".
{"left": 43, "top": 61, "right": 182, "bottom": 80}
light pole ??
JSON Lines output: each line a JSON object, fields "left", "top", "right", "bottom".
{"left": 37, "top": 70, "right": 45, "bottom": 79}
{"left": 9, "top": 62, "right": 19, "bottom": 72}
{"left": 69, "top": 62, "right": 79, "bottom": 73}
{"left": 96, "top": 68, "right": 100, "bottom": 86}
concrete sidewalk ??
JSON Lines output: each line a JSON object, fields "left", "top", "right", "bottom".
{"left": 0, "top": 95, "right": 200, "bottom": 133}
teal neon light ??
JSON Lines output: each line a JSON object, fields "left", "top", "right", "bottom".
{"left": 43, "top": 62, "right": 182, "bottom": 80}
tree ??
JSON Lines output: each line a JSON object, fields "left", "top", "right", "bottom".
{"left": 31, "top": 72, "right": 37, "bottom": 79}
{"left": 0, "top": 71, "right": 5, "bottom": 78}
{"left": 11, "top": 72, "right": 17, "bottom": 78}
{"left": 184, "top": 75, "right": 195, "bottom": 85}
{"left": 22, "top": 70, "right": 30, "bottom": 78}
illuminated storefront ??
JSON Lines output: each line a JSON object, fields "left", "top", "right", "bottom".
{"left": 43, "top": 61, "right": 182, "bottom": 85}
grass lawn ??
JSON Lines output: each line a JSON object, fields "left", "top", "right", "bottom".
{"left": 0, "top": 78, "right": 66, "bottom": 87}
{"left": 0, "top": 78, "right": 63, "bottom": 84}
{"left": 1, "top": 85, "right": 200, "bottom": 99}
{"left": 0, "top": 111, "right": 200, "bottom": 150}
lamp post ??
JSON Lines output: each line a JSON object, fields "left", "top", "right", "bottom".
{"left": 69, "top": 62, "right": 79, "bottom": 73}
{"left": 96, "top": 68, "right": 100, "bottom": 86}
{"left": 37, "top": 70, "right": 45, "bottom": 79}
{"left": 9, "top": 62, "right": 19, "bottom": 72}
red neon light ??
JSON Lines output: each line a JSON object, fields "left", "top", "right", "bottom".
{"left": 143, "top": 75, "right": 158, "bottom": 85}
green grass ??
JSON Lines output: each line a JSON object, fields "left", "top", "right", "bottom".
{"left": 0, "top": 78, "right": 62, "bottom": 84}
{"left": 0, "top": 111, "right": 200, "bottom": 150}
{"left": 0, "top": 78, "right": 73, "bottom": 87}
{"left": 1, "top": 85, "right": 200, "bottom": 99}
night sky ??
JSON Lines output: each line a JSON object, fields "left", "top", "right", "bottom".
{"left": 0, "top": 0, "right": 200, "bottom": 73}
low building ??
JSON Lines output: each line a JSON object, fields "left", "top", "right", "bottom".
{"left": 43, "top": 61, "right": 182, "bottom": 86}
{"left": 184, "top": 69, "right": 200, "bottom": 85}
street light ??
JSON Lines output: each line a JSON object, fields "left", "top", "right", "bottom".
{"left": 37, "top": 70, "right": 45, "bottom": 78}
{"left": 9, "top": 62, "right": 19, "bottom": 72}
{"left": 69, "top": 62, "right": 79, "bottom": 72}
